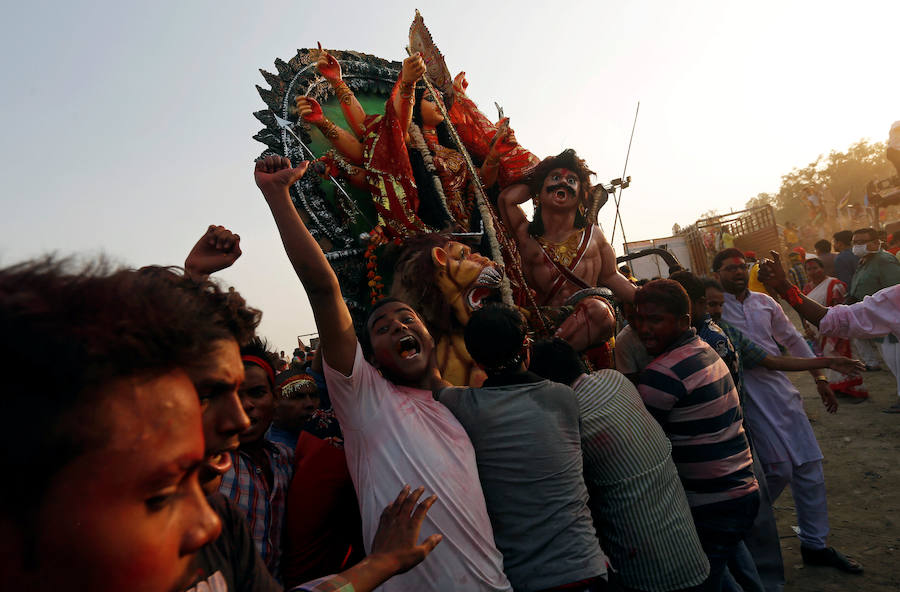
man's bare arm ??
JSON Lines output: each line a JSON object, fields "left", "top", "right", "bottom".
{"left": 498, "top": 184, "right": 532, "bottom": 244}
{"left": 758, "top": 355, "right": 865, "bottom": 376}
{"left": 595, "top": 228, "right": 636, "bottom": 303}
{"left": 254, "top": 156, "right": 357, "bottom": 375}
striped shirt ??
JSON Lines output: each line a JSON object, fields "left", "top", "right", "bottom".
{"left": 220, "top": 439, "right": 294, "bottom": 578}
{"left": 289, "top": 574, "right": 353, "bottom": 592}
{"left": 572, "top": 370, "right": 709, "bottom": 591}
{"left": 638, "top": 330, "right": 758, "bottom": 507}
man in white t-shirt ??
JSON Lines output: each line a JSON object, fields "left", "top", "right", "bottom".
{"left": 254, "top": 155, "right": 511, "bottom": 592}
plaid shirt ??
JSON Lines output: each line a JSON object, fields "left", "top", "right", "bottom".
{"left": 289, "top": 574, "right": 354, "bottom": 592}
{"left": 220, "top": 439, "right": 294, "bottom": 578}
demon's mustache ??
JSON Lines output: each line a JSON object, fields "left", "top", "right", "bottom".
{"left": 546, "top": 183, "right": 576, "bottom": 197}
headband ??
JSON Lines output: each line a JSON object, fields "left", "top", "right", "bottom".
{"left": 242, "top": 354, "right": 275, "bottom": 387}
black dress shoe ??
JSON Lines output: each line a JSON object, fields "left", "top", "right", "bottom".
{"left": 801, "top": 545, "right": 863, "bottom": 574}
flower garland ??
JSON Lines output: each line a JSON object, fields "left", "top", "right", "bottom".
{"left": 363, "top": 226, "right": 402, "bottom": 305}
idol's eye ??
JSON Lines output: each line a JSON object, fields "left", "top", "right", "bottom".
{"left": 551, "top": 174, "right": 560, "bottom": 181}
{"left": 567, "top": 176, "right": 577, "bottom": 184}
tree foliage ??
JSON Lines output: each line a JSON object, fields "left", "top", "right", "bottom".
{"left": 744, "top": 139, "right": 894, "bottom": 224}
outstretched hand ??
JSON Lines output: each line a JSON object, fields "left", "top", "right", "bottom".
{"left": 294, "top": 96, "right": 324, "bottom": 123}
{"left": 401, "top": 53, "right": 426, "bottom": 85}
{"left": 184, "top": 225, "right": 242, "bottom": 279}
{"left": 315, "top": 42, "right": 342, "bottom": 81}
{"left": 827, "top": 357, "right": 866, "bottom": 376}
{"left": 254, "top": 155, "right": 309, "bottom": 200}
{"left": 370, "top": 486, "right": 442, "bottom": 576}
{"left": 817, "top": 381, "right": 838, "bottom": 414}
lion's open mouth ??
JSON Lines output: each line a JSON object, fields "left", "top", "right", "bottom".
{"left": 466, "top": 266, "right": 503, "bottom": 310}
{"left": 396, "top": 335, "right": 421, "bottom": 359}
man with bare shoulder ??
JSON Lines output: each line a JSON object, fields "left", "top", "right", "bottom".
{"left": 499, "top": 149, "right": 635, "bottom": 350}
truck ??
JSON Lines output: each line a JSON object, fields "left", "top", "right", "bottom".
{"left": 622, "top": 205, "right": 782, "bottom": 278}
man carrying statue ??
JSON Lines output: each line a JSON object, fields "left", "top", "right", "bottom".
{"left": 499, "top": 149, "right": 636, "bottom": 353}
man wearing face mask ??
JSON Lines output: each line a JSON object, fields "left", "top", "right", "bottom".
{"left": 847, "top": 227, "right": 900, "bottom": 409}
{"left": 847, "top": 228, "right": 900, "bottom": 304}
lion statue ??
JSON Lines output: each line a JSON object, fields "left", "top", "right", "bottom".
{"left": 390, "top": 233, "right": 503, "bottom": 386}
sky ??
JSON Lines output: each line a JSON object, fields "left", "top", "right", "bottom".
{"left": 1, "top": 0, "right": 898, "bottom": 354}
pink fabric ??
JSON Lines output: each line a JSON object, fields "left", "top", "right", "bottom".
{"left": 819, "top": 285, "right": 900, "bottom": 340}
{"left": 323, "top": 344, "right": 511, "bottom": 592}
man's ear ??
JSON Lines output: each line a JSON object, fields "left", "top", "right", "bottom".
{"left": 679, "top": 314, "right": 692, "bottom": 330}
{"left": 431, "top": 246, "right": 448, "bottom": 268}
{"left": 713, "top": 271, "right": 720, "bottom": 280}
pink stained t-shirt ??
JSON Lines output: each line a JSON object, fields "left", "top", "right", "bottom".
{"left": 323, "top": 343, "right": 511, "bottom": 592}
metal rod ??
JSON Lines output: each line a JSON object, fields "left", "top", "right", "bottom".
{"left": 273, "top": 112, "right": 373, "bottom": 227}
{"left": 610, "top": 101, "right": 640, "bottom": 248}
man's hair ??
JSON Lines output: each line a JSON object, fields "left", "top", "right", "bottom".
{"left": 0, "top": 259, "right": 240, "bottom": 531}
{"left": 136, "top": 266, "right": 261, "bottom": 346}
{"left": 464, "top": 304, "right": 527, "bottom": 374}
{"left": 833, "top": 230, "right": 853, "bottom": 246}
{"left": 529, "top": 338, "right": 586, "bottom": 385}
{"left": 634, "top": 279, "right": 690, "bottom": 318}
{"left": 527, "top": 148, "right": 595, "bottom": 237}
{"left": 814, "top": 239, "right": 831, "bottom": 253}
{"left": 669, "top": 271, "right": 705, "bottom": 303}
{"left": 702, "top": 277, "right": 724, "bottom": 292}
{"left": 712, "top": 248, "right": 746, "bottom": 272}
{"left": 853, "top": 227, "right": 877, "bottom": 240}
{"left": 240, "top": 337, "right": 279, "bottom": 389}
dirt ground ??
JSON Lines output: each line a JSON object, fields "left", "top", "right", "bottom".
{"left": 772, "top": 335, "right": 900, "bottom": 591}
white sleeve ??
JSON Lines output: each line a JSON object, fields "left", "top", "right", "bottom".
{"left": 819, "top": 286, "right": 900, "bottom": 339}
{"left": 323, "top": 342, "right": 386, "bottom": 430}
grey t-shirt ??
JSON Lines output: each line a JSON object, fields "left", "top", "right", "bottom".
{"left": 437, "top": 373, "right": 606, "bottom": 592}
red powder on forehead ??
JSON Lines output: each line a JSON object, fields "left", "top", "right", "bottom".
{"left": 722, "top": 257, "right": 745, "bottom": 268}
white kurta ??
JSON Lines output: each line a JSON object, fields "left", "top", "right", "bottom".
{"left": 723, "top": 291, "right": 823, "bottom": 466}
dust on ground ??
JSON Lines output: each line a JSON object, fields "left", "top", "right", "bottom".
{"left": 775, "top": 357, "right": 899, "bottom": 591}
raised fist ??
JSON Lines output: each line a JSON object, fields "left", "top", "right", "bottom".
{"left": 254, "top": 155, "right": 309, "bottom": 199}
{"left": 401, "top": 53, "right": 426, "bottom": 84}
{"left": 294, "top": 96, "right": 323, "bottom": 123}
{"left": 315, "top": 42, "right": 342, "bottom": 81}
{"left": 185, "top": 225, "right": 242, "bottom": 278}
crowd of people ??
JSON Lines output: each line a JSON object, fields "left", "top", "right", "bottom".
{"left": 4, "top": 47, "right": 900, "bottom": 588}
{"left": 5, "top": 150, "right": 900, "bottom": 592}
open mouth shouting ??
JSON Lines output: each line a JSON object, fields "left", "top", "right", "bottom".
{"left": 466, "top": 265, "right": 504, "bottom": 310}
{"left": 396, "top": 335, "right": 422, "bottom": 360}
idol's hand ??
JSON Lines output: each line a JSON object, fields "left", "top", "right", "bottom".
{"left": 295, "top": 96, "right": 324, "bottom": 123}
{"left": 316, "top": 42, "right": 342, "bottom": 82}
{"left": 401, "top": 53, "right": 426, "bottom": 85}
{"left": 453, "top": 71, "right": 469, "bottom": 94}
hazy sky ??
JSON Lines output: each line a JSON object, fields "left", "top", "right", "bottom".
{"left": 2, "top": 0, "right": 898, "bottom": 353}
